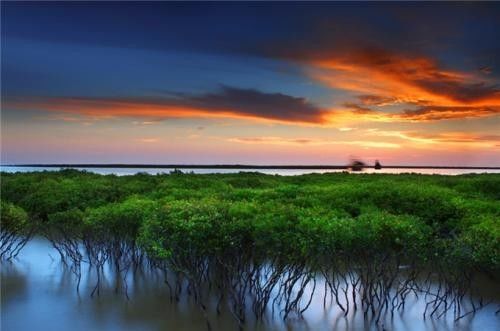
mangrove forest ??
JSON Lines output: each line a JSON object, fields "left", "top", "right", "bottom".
{"left": 1, "top": 170, "right": 499, "bottom": 329}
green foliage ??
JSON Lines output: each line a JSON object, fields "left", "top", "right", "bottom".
{"left": 1, "top": 170, "right": 499, "bottom": 271}
{"left": 1, "top": 201, "right": 30, "bottom": 234}
{"left": 47, "top": 208, "right": 85, "bottom": 238}
{"left": 457, "top": 218, "right": 499, "bottom": 268}
{"left": 84, "top": 197, "right": 156, "bottom": 242}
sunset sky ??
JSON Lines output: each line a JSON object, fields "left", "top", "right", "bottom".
{"left": 2, "top": 2, "right": 499, "bottom": 165}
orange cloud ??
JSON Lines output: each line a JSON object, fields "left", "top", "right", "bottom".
{"left": 228, "top": 136, "right": 401, "bottom": 149}
{"left": 394, "top": 105, "right": 500, "bottom": 121}
{"left": 138, "top": 138, "right": 159, "bottom": 143}
{"left": 342, "top": 102, "right": 375, "bottom": 114}
{"left": 4, "top": 86, "right": 331, "bottom": 126}
{"left": 365, "top": 129, "right": 500, "bottom": 149}
{"left": 303, "top": 47, "right": 500, "bottom": 120}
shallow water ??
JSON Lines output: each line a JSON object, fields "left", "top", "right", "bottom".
{"left": 1, "top": 238, "right": 499, "bottom": 331}
{"left": 1, "top": 166, "right": 500, "bottom": 176}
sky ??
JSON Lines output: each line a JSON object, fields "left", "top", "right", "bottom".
{"left": 1, "top": 2, "right": 500, "bottom": 166}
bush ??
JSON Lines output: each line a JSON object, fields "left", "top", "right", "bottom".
{"left": 1, "top": 201, "right": 30, "bottom": 235}
{"left": 1, "top": 170, "right": 499, "bottom": 272}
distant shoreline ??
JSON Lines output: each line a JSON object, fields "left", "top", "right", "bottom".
{"left": 4, "top": 164, "right": 500, "bottom": 170}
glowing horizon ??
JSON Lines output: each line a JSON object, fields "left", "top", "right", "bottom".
{"left": 2, "top": 2, "right": 499, "bottom": 166}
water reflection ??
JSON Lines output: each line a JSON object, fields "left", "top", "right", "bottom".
{"left": 1, "top": 263, "right": 28, "bottom": 305}
{"left": 1, "top": 238, "right": 499, "bottom": 331}
{"left": 2, "top": 166, "right": 500, "bottom": 176}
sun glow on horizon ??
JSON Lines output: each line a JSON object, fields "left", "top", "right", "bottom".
{"left": 1, "top": 2, "right": 499, "bottom": 166}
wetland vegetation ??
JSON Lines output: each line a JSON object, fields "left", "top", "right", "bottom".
{"left": 1, "top": 170, "right": 499, "bottom": 329}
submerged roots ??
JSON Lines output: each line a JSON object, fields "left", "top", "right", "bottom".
{"left": 41, "top": 242, "right": 492, "bottom": 330}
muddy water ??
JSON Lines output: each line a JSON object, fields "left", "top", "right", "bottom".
{"left": 1, "top": 238, "right": 499, "bottom": 331}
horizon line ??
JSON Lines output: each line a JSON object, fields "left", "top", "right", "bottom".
{"left": 3, "top": 164, "right": 500, "bottom": 170}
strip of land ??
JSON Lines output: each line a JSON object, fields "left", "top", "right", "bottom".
{"left": 6, "top": 164, "right": 500, "bottom": 169}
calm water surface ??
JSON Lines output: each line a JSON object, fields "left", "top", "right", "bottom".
{"left": 2, "top": 166, "right": 500, "bottom": 176}
{"left": 1, "top": 238, "right": 499, "bottom": 331}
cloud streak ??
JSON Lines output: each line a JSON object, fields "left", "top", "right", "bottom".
{"left": 395, "top": 106, "right": 500, "bottom": 121}
{"left": 285, "top": 47, "right": 500, "bottom": 121}
{"left": 365, "top": 129, "right": 500, "bottom": 148}
{"left": 227, "top": 136, "right": 401, "bottom": 149}
{"left": 314, "top": 48, "right": 499, "bottom": 104}
{"left": 4, "top": 86, "right": 330, "bottom": 125}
